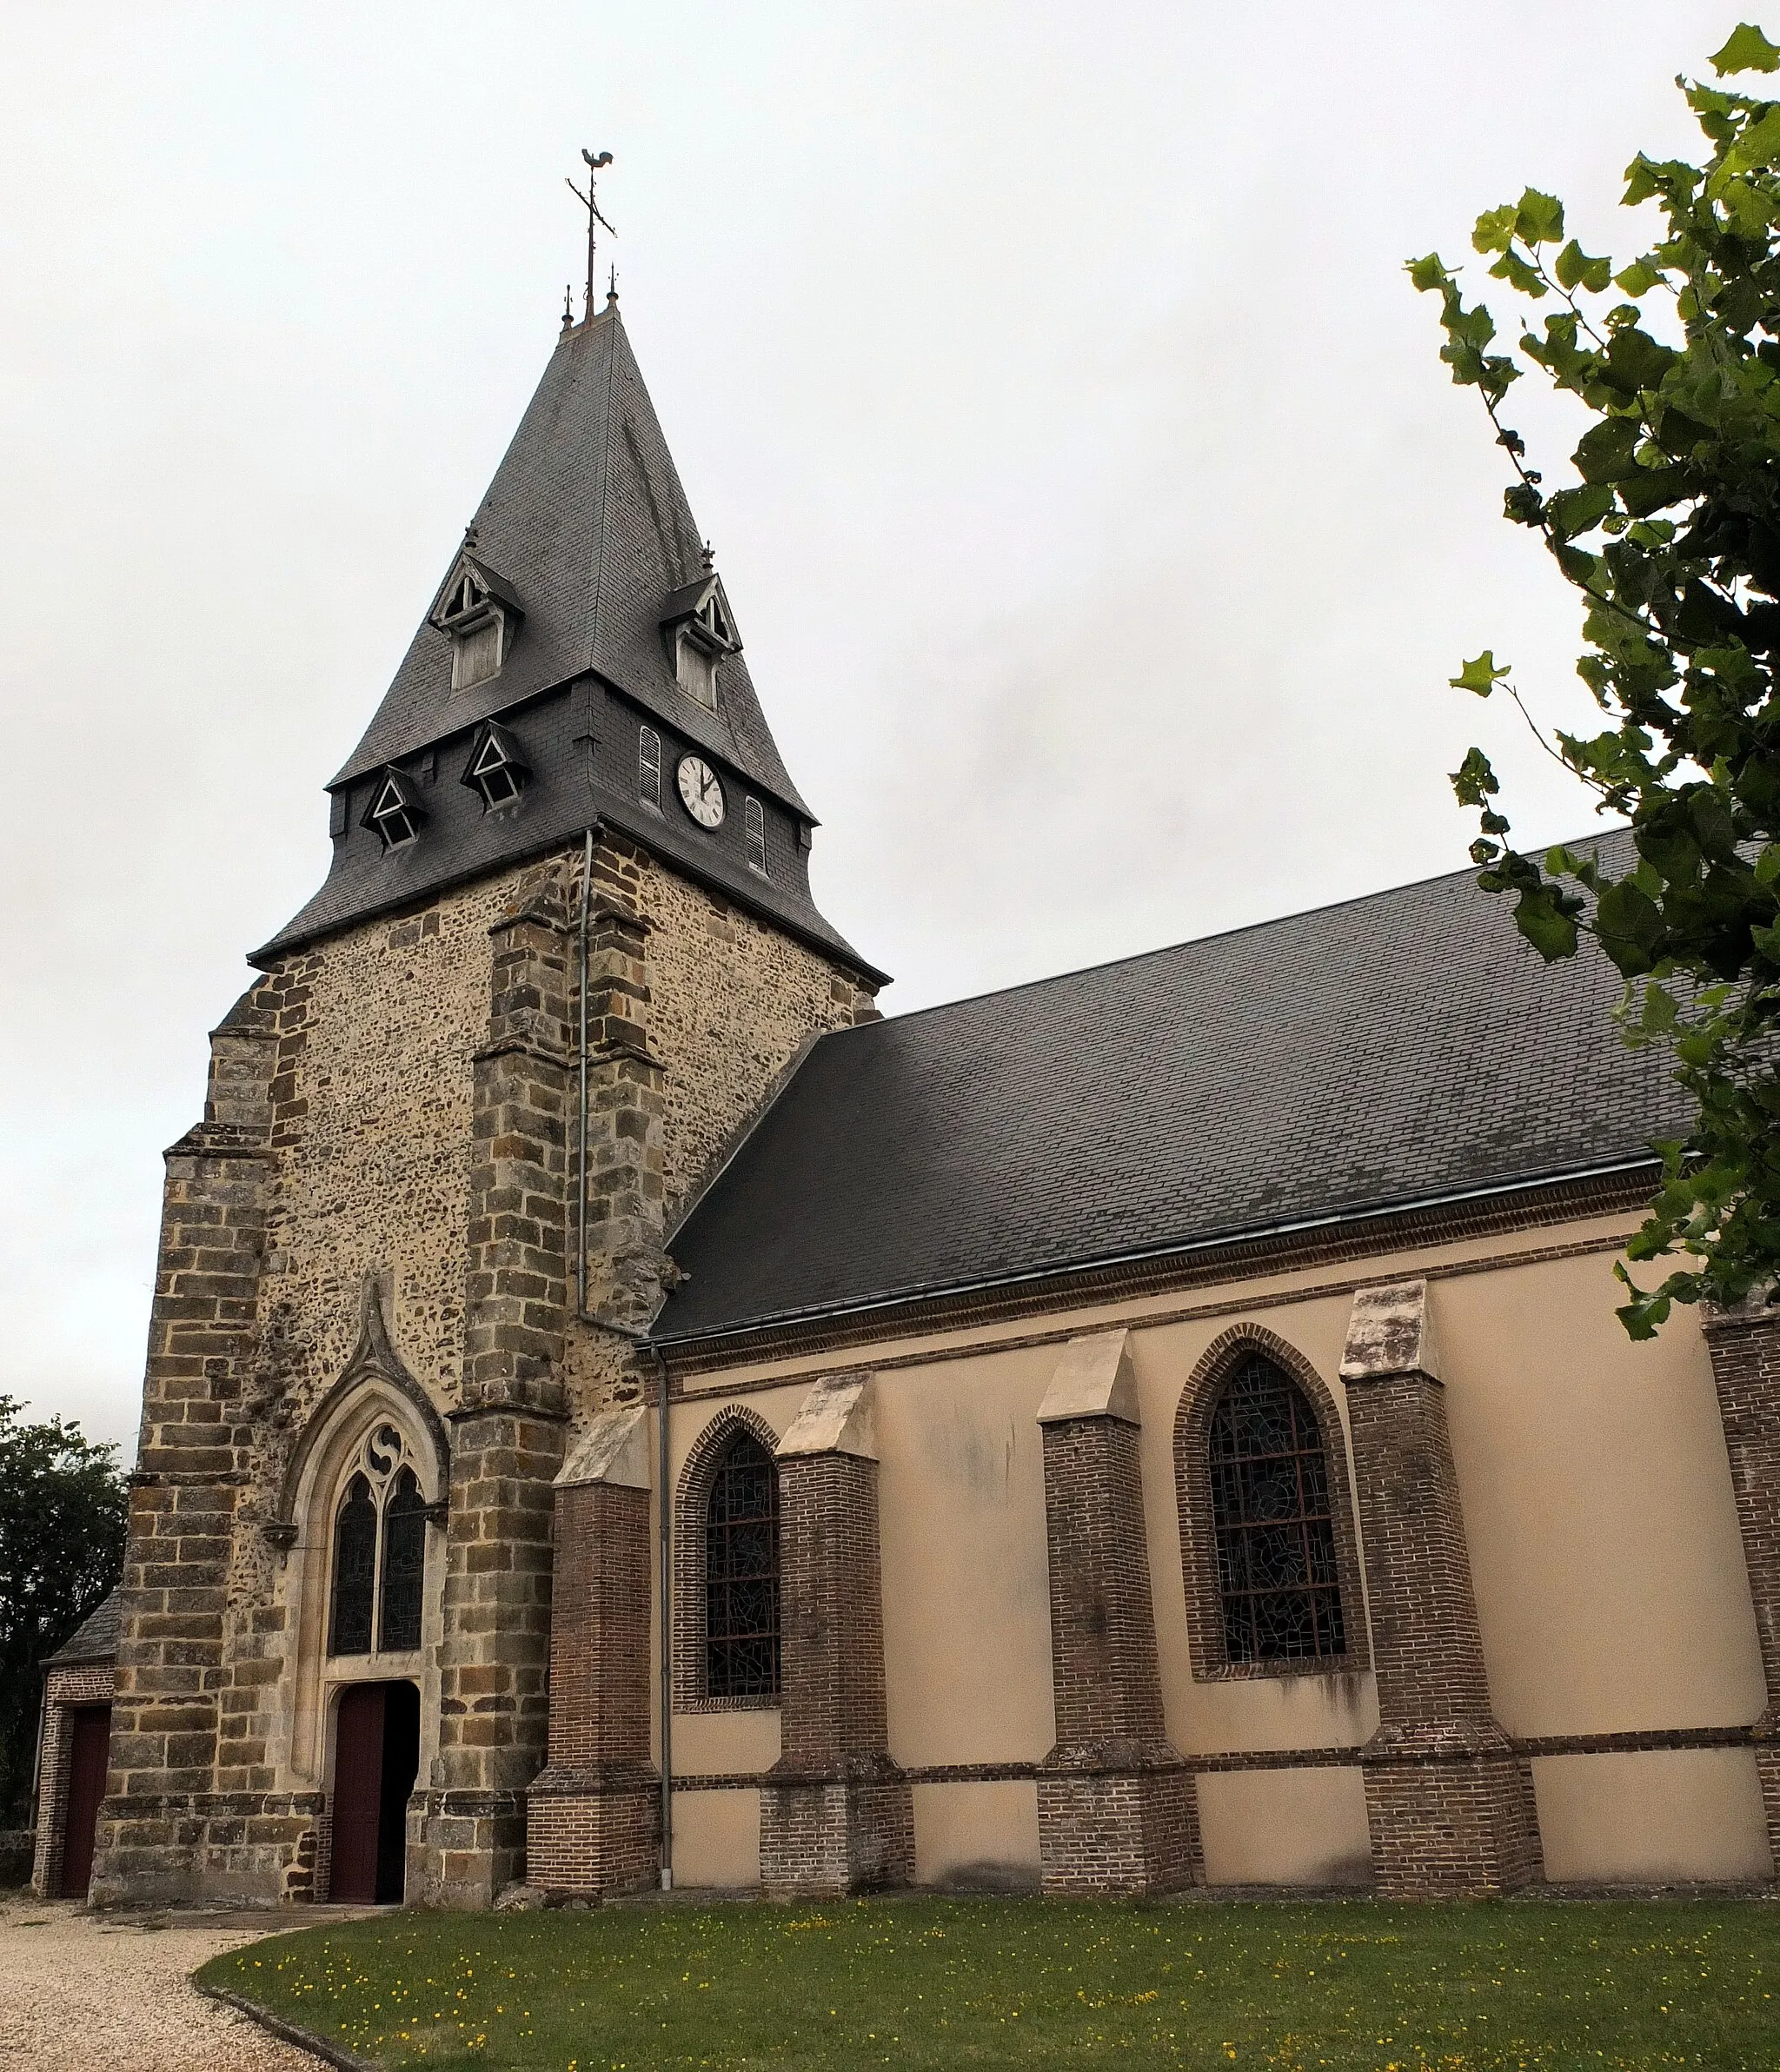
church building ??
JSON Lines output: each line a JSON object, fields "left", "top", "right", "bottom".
{"left": 33, "top": 282, "right": 1780, "bottom": 1909}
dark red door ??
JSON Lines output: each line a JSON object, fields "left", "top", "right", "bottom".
{"left": 60, "top": 1706, "right": 111, "bottom": 1899}
{"left": 330, "top": 1684, "right": 386, "bottom": 1902}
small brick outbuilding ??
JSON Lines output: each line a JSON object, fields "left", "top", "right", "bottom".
{"left": 31, "top": 1590, "right": 120, "bottom": 1901}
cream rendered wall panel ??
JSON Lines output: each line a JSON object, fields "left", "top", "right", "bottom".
{"left": 875, "top": 1352, "right": 1057, "bottom": 1767}
{"left": 671, "top": 1790, "right": 761, "bottom": 1889}
{"left": 1436, "top": 1252, "right": 1765, "bottom": 1735}
{"left": 1132, "top": 1303, "right": 1379, "bottom": 1756}
{"left": 672, "top": 1709, "right": 780, "bottom": 1776}
{"left": 1196, "top": 1769, "right": 1372, "bottom": 1887}
{"left": 1532, "top": 1750, "right": 1773, "bottom": 1883}
{"left": 911, "top": 1782, "right": 1042, "bottom": 1890}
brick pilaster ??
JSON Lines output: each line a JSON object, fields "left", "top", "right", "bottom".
{"left": 90, "top": 997, "right": 278, "bottom": 1905}
{"left": 415, "top": 873, "right": 572, "bottom": 1908}
{"left": 1034, "top": 1332, "right": 1196, "bottom": 1895}
{"left": 528, "top": 1407, "right": 659, "bottom": 1896}
{"left": 1702, "top": 1292, "right": 1780, "bottom": 1873}
{"left": 760, "top": 1376, "right": 912, "bottom": 1897}
{"left": 1340, "top": 1281, "right": 1539, "bottom": 1896}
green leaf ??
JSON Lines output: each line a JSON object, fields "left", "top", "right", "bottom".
{"left": 1574, "top": 416, "right": 1641, "bottom": 484}
{"left": 1451, "top": 652, "right": 1511, "bottom": 695}
{"left": 1514, "top": 882, "right": 1582, "bottom": 960}
{"left": 1406, "top": 252, "right": 1451, "bottom": 292}
{"left": 1451, "top": 746, "right": 1500, "bottom": 807}
{"left": 1555, "top": 238, "right": 1613, "bottom": 293}
{"left": 1546, "top": 482, "right": 1618, "bottom": 541}
{"left": 1712, "top": 22, "right": 1780, "bottom": 73}
{"left": 1596, "top": 878, "right": 1665, "bottom": 974}
{"left": 1515, "top": 187, "right": 1566, "bottom": 246}
{"left": 1614, "top": 258, "right": 1665, "bottom": 296}
{"left": 1489, "top": 248, "right": 1549, "bottom": 297}
{"left": 1603, "top": 325, "right": 1679, "bottom": 392}
{"left": 1727, "top": 103, "right": 1780, "bottom": 170}
{"left": 1471, "top": 205, "right": 1520, "bottom": 256}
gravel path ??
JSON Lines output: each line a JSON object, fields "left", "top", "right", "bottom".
{"left": 0, "top": 1893, "right": 336, "bottom": 2070}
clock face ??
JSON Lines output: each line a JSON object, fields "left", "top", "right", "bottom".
{"left": 676, "top": 754, "right": 725, "bottom": 828}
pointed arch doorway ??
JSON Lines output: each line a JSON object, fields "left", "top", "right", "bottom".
{"left": 329, "top": 1681, "right": 420, "bottom": 1903}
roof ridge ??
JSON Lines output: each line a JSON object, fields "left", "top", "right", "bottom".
{"left": 853, "top": 823, "right": 1631, "bottom": 1032}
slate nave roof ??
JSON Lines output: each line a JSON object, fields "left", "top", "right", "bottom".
{"left": 653, "top": 829, "right": 1684, "bottom": 1345}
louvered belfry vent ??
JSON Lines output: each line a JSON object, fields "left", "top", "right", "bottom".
{"left": 430, "top": 549, "right": 524, "bottom": 694}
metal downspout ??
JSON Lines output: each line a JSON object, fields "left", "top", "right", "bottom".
{"left": 657, "top": 1347, "right": 673, "bottom": 1890}
{"left": 576, "top": 828, "right": 591, "bottom": 1317}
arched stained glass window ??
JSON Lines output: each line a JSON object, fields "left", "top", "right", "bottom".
{"left": 379, "top": 1467, "right": 428, "bottom": 1653}
{"left": 329, "top": 1474, "right": 377, "bottom": 1657}
{"left": 327, "top": 1424, "right": 432, "bottom": 1658}
{"left": 705, "top": 1431, "right": 780, "bottom": 1699}
{"left": 1208, "top": 1354, "right": 1346, "bottom": 1664}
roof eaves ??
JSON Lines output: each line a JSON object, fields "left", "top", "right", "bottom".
{"left": 648, "top": 1152, "right": 1661, "bottom": 1348}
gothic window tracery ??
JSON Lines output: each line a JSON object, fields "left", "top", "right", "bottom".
{"left": 704, "top": 1430, "right": 780, "bottom": 1699}
{"left": 1207, "top": 1353, "right": 1346, "bottom": 1663}
{"left": 327, "top": 1424, "right": 431, "bottom": 1658}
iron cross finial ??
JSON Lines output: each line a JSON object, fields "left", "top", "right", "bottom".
{"left": 564, "top": 149, "right": 616, "bottom": 320}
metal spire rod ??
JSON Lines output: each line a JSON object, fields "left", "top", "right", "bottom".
{"left": 564, "top": 149, "right": 615, "bottom": 317}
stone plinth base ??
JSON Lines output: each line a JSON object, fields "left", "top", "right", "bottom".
{"left": 527, "top": 1766, "right": 660, "bottom": 1898}
{"left": 1361, "top": 1725, "right": 1541, "bottom": 1897}
{"left": 1036, "top": 1747, "right": 1199, "bottom": 1896}
{"left": 759, "top": 1764, "right": 913, "bottom": 1898}
{"left": 410, "top": 1789, "right": 529, "bottom": 1910}
{"left": 88, "top": 1790, "right": 322, "bottom": 1907}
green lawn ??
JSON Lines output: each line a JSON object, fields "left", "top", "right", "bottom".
{"left": 196, "top": 1897, "right": 1780, "bottom": 2072}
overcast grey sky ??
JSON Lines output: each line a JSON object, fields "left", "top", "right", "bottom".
{"left": 0, "top": 1, "right": 1736, "bottom": 1457}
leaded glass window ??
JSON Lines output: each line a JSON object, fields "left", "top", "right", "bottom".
{"left": 379, "top": 1467, "right": 428, "bottom": 1653}
{"left": 329, "top": 1475, "right": 377, "bottom": 1656}
{"left": 1208, "top": 1355, "right": 1346, "bottom": 1664}
{"left": 705, "top": 1431, "right": 780, "bottom": 1699}
{"left": 327, "top": 1423, "right": 431, "bottom": 1657}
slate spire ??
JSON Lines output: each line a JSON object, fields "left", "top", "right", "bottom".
{"left": 333, "top": 299, "right": 810, "bottom": 814}
{"left": 256, "top": 302, "right": 879, "bottom": 978}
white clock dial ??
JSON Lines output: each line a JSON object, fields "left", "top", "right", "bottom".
{"left": 676, "top": 754, "right": 725, "bottom": 828}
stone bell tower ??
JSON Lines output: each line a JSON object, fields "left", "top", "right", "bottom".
{"left": 90, "top": 282, "right": 884, "bottom": 1909}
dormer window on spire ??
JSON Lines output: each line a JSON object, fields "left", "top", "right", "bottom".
{"left": 462, "top": 722, "right": 530, "bottom": 811}
{"left": 659, "top": 569, "right": 741, "bottom": 714}
{"left": 364, "top": 768, "right": 426, "bottom": 852}
{"left": 430, "top": 549, "right": 525, "bottom": 693}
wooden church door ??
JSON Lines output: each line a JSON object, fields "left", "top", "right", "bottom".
{"left": 59, "top": 1705, "right": 111, "bottom": 1898}
{"left": 330, "top": 1684, "right": 386, "bottom": 1902}
{"left": 329, "top": 1682, "right": 421, "bottom": 1903}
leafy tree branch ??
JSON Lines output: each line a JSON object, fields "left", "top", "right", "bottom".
{"left": 1411, "top": 23, "right": 1780, "bottom": 1336}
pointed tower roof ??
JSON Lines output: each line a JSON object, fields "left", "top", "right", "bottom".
{"left": 255, "top": 298, "right": 880, "bottom": 980}
{"left": 333, "top": 298, "right": 808, "bottom": 815}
